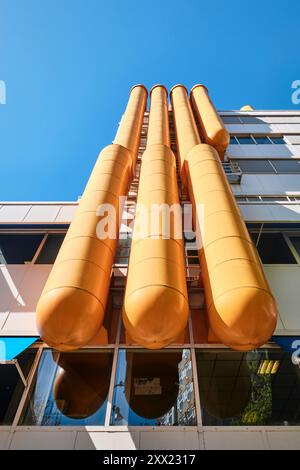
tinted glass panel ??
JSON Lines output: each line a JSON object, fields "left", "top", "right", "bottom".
{"left": 20, "top": 350, "right": 113, "bottom": 425}
{"left": 236, "top": 136, "right": 255, "bottom": 144}
{"left": 230, "top": 136, "right": 238, "bottom": 144}
{"left": 36, "top": 234, "right": 65, "bottom": 264}
{"left": 261, "top": 197, "right": 288, "bottom": 202}
{"left": 257, "top": 233, "right": 296, "bottom": 264}
{"left": 271, "top": 160, "right": 300, "bottom": 173}
{"left": 197, "top": 349, "right": 300, "bottom": 426}
{"left": 0, "top": 348, "right": 36, "bottom": 424}
{"left": 270, "top": 136, "right": 285, "bottom": 144}
{"left": 111, "top": 349, "right": 196, "bottom": 426}
{"left": 0, "top": 234, "right": 44, "bottom": 264}
{"left": 253, "top": 136, "right": 271, "bottom": 144}
{"left": 237, "top": 160, "right": 274, "bottom": 173}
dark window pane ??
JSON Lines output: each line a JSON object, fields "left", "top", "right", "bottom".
{"left": 196, "top": 348, "right": 300, "bottom": 426}
{"left": 230, "top": 136, "right": 238, "bottom": 144}
{"left": 236, "top": 136, "right": 255, "bottom": 144}
{"left": 20, "top": 350, "right": 113, "bottom": 426}
{"left": 0, "top": 234, "right": 44, "bottom": 264}
{"left": 111, "top": 349, "right": 196, "bottom": 426}
{"left": 270, "top": 136, "right": 285, "bottom": 144}
{"left": 249, "top": 232, "right": 259, "bottom": 244}
{"left": 247, "top": 196, "right": 261, "bottom": 202}
{"left": 271, "top": 160, "right": 300, "bottom": 173}
{"left": 261, "top": 196, "right": 288, "bottom": 202}
{"left": 36, "top": 234, "right": 65, "bottom": 264}
{"left": 289, "top": 236, "right": 300, "bottom": 257}
{"left": 257, "top": 233, "right": 296, "bottom": 264}
{"left": 0, "top": 348, "right": 36, "bottom": 424}
{"left": 253, "top": 136, "right": 271, "bottom": 144}
{"left": 237, "top": 160, "right": 274, "bottom": 173}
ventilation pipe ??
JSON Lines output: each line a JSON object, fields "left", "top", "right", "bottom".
{"left": 190, "top": 85, "right": 230, "bottom": 160}
{"left": 240, "top": 105, "right": 254, "bottom": 111}
{"left": 36, "top": 85, "right": 147, "bottom": 351}
{"left": 123, "top": 85, "right": 189, "bottom": 349}
{"left": 171, "top": 85, "right": 277, "bottom": 351}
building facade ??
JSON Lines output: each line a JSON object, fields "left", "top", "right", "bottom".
{"left": 0, "top": 85, "right": 300, "bottom": 450}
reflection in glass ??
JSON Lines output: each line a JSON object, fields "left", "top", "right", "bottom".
{"left": 0, "top": 348, "right": 36, "bottom": 424}
{"left": 197, "top": 349, "right": 300, "bottom": 426}
{"left": 20, "top": 350, "right": 113, "bottom": 425}
{"left": 111, "top": 349, "right": 196, "bottom": 426}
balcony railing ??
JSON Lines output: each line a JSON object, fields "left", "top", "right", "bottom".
{"left": 222, "top": 161, "right": 242, "bottom": 184}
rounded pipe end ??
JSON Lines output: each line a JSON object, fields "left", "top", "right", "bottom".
{"left": 36, "top": 287, "right": 105, "bottom": 351}
{"left": 209, "top": 288, "right": 278, "bottom": 351}
{"left": 130, "top": 84, "right": 148, "bottom": 96}
{"left": 123, "top": 286, "right": 189, "bottom": 349}
{"left": 240, "top": 105, "right": 254, "bottom": 111}
{"left": 190, "top": 84, "right": 209, "bottom": 95}
{"left": 170, "top": 84, "right": 188, "bottom": 98}
{"left": 150, "top": 84, "right": 168, "bottom": 97}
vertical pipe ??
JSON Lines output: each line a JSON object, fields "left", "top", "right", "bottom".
{"left": 36, "top": 85, "right": 147, "bottom": 351}
{"left": 123, "top": 85, "right": 189, "bottom": 349}
{"left": 169, "top": 85, "right": 200, "bottom": 188}
{"left": 190, "top": 84, "right": 230, "bottom": 160}
{"left": 171, "top": 85, "right": 277, "bottom": 351}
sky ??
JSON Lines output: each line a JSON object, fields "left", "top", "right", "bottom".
{"left": 0, "top": 0, "right": 300, "bottom": 201}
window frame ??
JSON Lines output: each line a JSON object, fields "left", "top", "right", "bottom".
{"left": 0, "top": 229, "right": 67, "bottom": 265}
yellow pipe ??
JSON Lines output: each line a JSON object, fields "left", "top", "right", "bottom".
{"left": 190, "top": 85, "right": 230, "bottom": 160}
{"left": 240, "top": 105, "right": 254, "bottom": 111}
{"left": 36, "top": 85, "right": 147, "bottom": 351}
{"left": 123, "top": 85, "right": 189, "bottom": 349}
{"left": 170, "top": 85, "right": 200, "bottom": 188}
{"left": 171, "top": 85, "right": 277, "bottom": 351}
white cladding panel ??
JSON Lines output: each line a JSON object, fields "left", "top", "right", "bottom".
{"left": 264, "top": 265, "right": 300, "bottom": 334}
{"left": 1, "top": 428, "right": 299, "bottom": 450}
{"left": 0, "top": 265, "right": 51, "bottom": 335}
{"left": 238, "top": 203, "right": 300, "bottom": 222}
{"left": 232, "top": 174, "right": 300, "bottom": 195}
{"left": 227, "top": 144, "right": 300, "bottom": 158}
{"left": 225, "top": 124, "right": 300, "bottom": 134}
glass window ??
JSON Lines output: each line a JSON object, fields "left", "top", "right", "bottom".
{"left": 256, "top": 232, "right": 297, "bottom": 264}
{"left": 229, "top": 136, "right": 238, "bottom": 144}
{"left": 261, "top": 196, "right": 288, "bottom": 202}
{"left": 253, "top": 136, "right": 272, "bottom": 144}
{"left": 236, "top": 160, "right": 274, "bottom": 173}
{"left": 236, "top": 136, "right": 255, "bottom": 144}
{"left": 35, "top": 234, "right": 65, "bottom": 264}
{"left": 0, "top": 348, "right": 36, "bottom": 424}
{"left": 246, "top": 196, "right": 261, "bottom": 202}
{"left": 196, "top": 348, "right": 300, "bottom": 426}
{"left": 270, "top": 136, "right": 286, "bottom": 144}
{"left": 270, "top": 160, "right": 300, "bottom": 173}
{"left": 20, "top": 350, "right": 113, "bottom": 426}
{"left": 289, "top": 236, "right": 300, "bottom": 257}
{"left": 111, "top": 349, "right": 196, "bottom": 426}
{"left": 0, "top": 234, "right": 44, "bottom": 264}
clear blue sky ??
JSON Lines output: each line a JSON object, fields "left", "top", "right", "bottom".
{"left": 1, "top": 0, "right": 299, "bottom": 200}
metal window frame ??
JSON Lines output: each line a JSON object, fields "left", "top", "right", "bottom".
{"left": 0, "top": 330, "right": 298, "bottom": 433}
{"left": 0, "top": 228, "right": 68, "bottom": 266}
